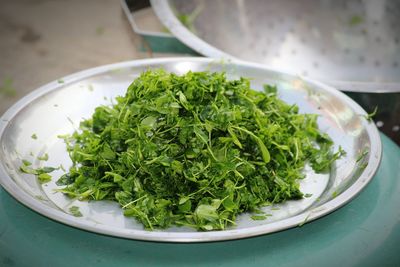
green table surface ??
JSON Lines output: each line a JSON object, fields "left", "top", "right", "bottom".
{"left": 1, "top": 134, "right": 399, "bottom": 267}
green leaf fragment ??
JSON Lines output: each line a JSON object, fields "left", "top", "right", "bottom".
{"left": 363, "top": 106, "right": 377, "bottom": 122}
{"left": 69, "top": 206, "right": 83, "bottom": 217}
{"left": 38, "top": 173, "right": 52, "bottom": 184}
{"left": 251, "top": 215, "right": 269, "bottom": 221}
{"left": 37, "top": 153, "right": 49, "bottom": 161}
{"left": 22, "top": 159, "right": 32, "bottom": 166}
{"left": 20, "top": 160, "right": 58, "bottom": 183}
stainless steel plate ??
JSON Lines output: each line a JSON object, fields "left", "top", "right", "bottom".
{"left": 0, "top": 58, "right": 381, "bottom": 242}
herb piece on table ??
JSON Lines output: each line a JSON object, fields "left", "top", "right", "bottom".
{"left": 57, "top": 70, "right": 343, "bottom": 231}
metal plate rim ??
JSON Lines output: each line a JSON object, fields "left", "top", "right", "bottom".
{"left": 0, "top": 57, "right": 382, "bottom": 242}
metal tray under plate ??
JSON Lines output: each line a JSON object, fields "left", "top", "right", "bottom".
{"left": 0, "top": 58, "right": 381, "bottom": 242}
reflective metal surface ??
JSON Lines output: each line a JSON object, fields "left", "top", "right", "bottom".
{"left": 151, "top": 0, "right": 400, "bottom": 93}
{"left": 0, "top": 58, "right": 381, "bottom": 242}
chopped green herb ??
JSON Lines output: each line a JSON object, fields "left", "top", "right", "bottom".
{"left": 37, "top": 153, "right": 49, "bottom": 161}
{"left": 359, "top": 162, "right": 368, "bottom": 170}
{"left": 38, "top": 173, "right": 52, "bottom": 184}
{"left": 20, "top": 164, "right": 38, "bottom": 175}
{"left": 304, "top": 193, "right": 313, "bottom": 198}
{"left": 298, "top": 214, "right": 310, "bottom": 227}
{"left": 31, "top": 133, "right": 38, "bottom": 140}
{"left": 363, "top": 106, "right": 377, "bottom": 122}
{"left": 69, "top": 206, "right": 83, "bottom": 217}
{"left": 251, "top": 214, "right": 271, "bottom": 221}
{"left": 22, "top": 159, "right": 32, "bottom": 166}
{"left": 356, "top": 149, "right": 369, "bottom": 163}
{"left": 58, "top": 79, "right": 64, "bottom": 84}
{"left": 57, "top": 70, "right": 343, "bottom": 231}
{"left": 20, "top": 160, "right": 58, "bottom": 183}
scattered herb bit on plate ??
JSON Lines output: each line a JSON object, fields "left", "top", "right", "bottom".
{"left": 57, "top": 70, "right": 344, "bottom": 231}
{"left": 20, "top": 160, "right": 58, "bottom": 184}
{"left": 356, "top": 148, "right": 369, "bottom": 163}
{"left": 69, "top": 206, "right": 83, "bottom": 217}
{"left": 363, "top": 106, "right": 377, "bottom": 122}
{"left": 37, "top": 153, "right": 49, "bottom": 161}
{"left": 31, "top": 133, "right": 38, "bottom": 140}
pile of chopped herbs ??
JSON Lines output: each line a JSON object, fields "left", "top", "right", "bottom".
{"left": 57, "top": 70, "right": 344, "bottom": 231}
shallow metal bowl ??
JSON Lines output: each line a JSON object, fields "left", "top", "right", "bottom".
{"left": 151, "top": 0, "right": 400, "bottom": 93}
{"left": 0, "top": 58, "right": 381, "bottom": 242}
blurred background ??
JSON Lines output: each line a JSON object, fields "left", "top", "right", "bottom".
{"left": 0, "top": 0, "right": 145, "bottom": 115}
